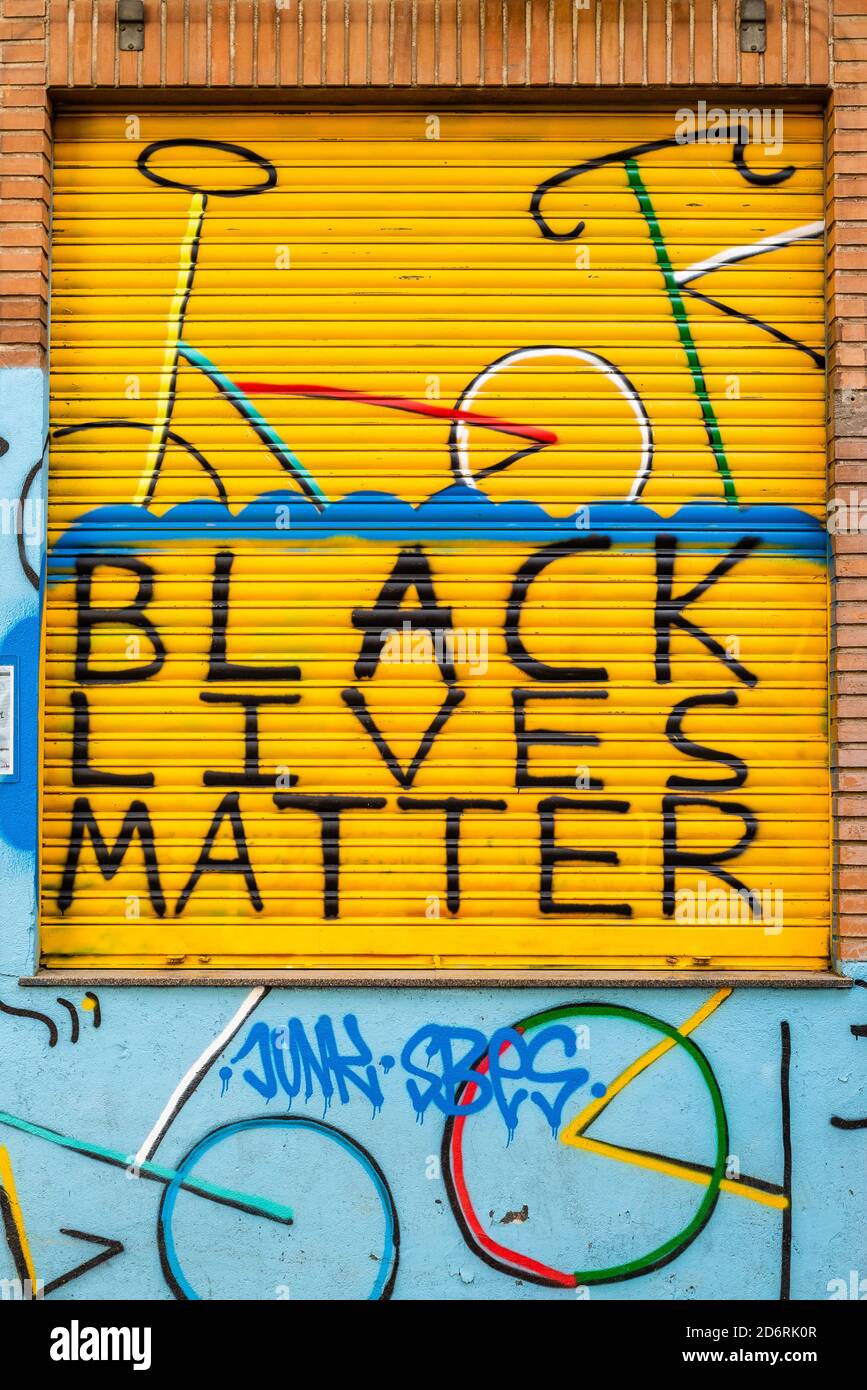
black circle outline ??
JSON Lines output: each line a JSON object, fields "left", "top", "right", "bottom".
{"left": 157, "top": 1113, "right": 400, "bottom": 1301}
{"left": 52, "top": 418, "right": 228, "bottom": 507}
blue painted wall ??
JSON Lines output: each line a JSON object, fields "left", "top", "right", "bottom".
{"left": 1, "top": 365, "right": 865, "bottom": 1301}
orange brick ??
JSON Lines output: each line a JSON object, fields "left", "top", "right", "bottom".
{"left": 139, "top": 0, "right": 162, "bottom": 87}
{"left": 0, "top": 247, "right": 44, "bottom": 274}
{"left": 256, "top": 0, "right": 279, "bottom": 86}
{"left": 162, "top": 5, "right": 183, "bottom": 83}
{"left": 435, "top": 0, "right": 458, "bottom": 86}
{"left": 0, "top": 37, "right": 44, "bottom": 60}
{"left": 0, "top": 61, "right": 45, "bottom": 81}
{"left": 0, "top": 84, "right": 49, "bottom": 106}
{"left": 839, "top": 841, "right": 867, "bottom": 863}
{"left": 0, "top": 150, "right": 46, "bottom": 173}
{"left": 456, "top": 0, "right": 480, "bottom": 87}
{"left": 836, "top": 558, "right": 867, "bottom": 581}
{"left": 0, "top": 198, "right": 48, "bottom": 223}
{"left": 838, "top": 866, "right": 867, "bottom": 893}
{"left": 0, "top": 320, "right": 44, "bottom": 342}
{"left": 480, "top": 0, "right": 505, "bottom": 87}
{"left": 0, "top": 221, "right": 48, "bottom": 247}
{"left": 2, "top": 1, "right": 47, "bottom": 16}
{"left": 0, "top": 173, "right": 47, "bottom": 198}
{"left": 186, "top": 0, "right": 207, "bottom": 84}
{"left": 324, "top": 0, "right": 347, "bottom": 86}
{"left": 575, "top": 0, "right": 596, "bottom": 86}
{"left": 0, "top": 19, "right": 42, "bottom": 39}
{"left": 276, "top": 0, "right": 302, "bottom": 85}
{"left": 840, "top": 940, "right": 867, "bottom": 960}
{"left": 835, "top": 14, "right": 867, "bottom": 40}
{"left": 668, "top": 0, "right": 692, "bottom": 85}
{"left": 809, "top": 0, "right": 830, "bottom": 84}
{"left": 0, "top": 267, "right": 45, "bottom": 293}
{"left": 644, "top": 0, "right": 667, "bottom": 85}
{"left": 209, "top": 0, "right": 230, "bottom": 85}
{"left": 527, "top": 0, "right": 550, "bottom": 85}
{"left": 0, "top": 344, "right": 44, "bottom": 367}
{"left": 234, "top": 0, "right": 256, "bottom": 86}
{"left": 503, "top": 0, "right": 527, "bottom": 85}
{"left": 693, "top": 6, "right": 714, "bottom": 86}
{"left": 47, "top": 0, "right": 69, "bottom": 85}
{"left": 0, "top": 292, "right": 44, "bottom": 317}
{"left": 300, "top": 0, "right": 323, "bottom": 86}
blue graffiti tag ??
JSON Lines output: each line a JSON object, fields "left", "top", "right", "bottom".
{"left": 225, "top": 1016, "right": 605, "bottom": 1138}
{"left": 225, "top": 1014, "right": 385, "bottom": 1115}
{"left": 401, "top": 1022, "right": 602, "bottom": 1139}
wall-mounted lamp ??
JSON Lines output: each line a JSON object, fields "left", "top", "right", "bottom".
{"left": 118, "top": 0, "right": 145, "bottom": 52}
{"left": 740, "top": 0, "right": 767, "bottom": 53}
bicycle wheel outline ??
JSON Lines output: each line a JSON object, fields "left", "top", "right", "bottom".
{"left": 441, "top": 1001, "right": 727, "bottom": 1287}
{"left": 447, "top": 344, "right": 654, "bottom": 502}
{"left": 157, "top": 1114, "right": 400, "bottom": 1301}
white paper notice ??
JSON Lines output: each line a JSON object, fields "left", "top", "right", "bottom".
{"left": 0, "top": 665, "right": 14, "bottom": 776}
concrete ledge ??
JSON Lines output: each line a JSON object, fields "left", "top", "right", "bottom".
{"left": 19, "top": 969, "right": 854, "bottom": 989}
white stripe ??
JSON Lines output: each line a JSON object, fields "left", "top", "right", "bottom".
{"left": 674, "top": 220, "right": 824, "bottom": 285}
{"left": 134, "top": 987, "right": 267, "bottom": 1166}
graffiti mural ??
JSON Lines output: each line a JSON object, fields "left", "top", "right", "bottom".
{"left": 0, "top": 108, "right": 862, "bottom": 1304}
{"left": 40, "top": 110, "right": 827, "bottom": 970}
{"left": 0, "top": 983, "right": 865, "bottom": 1300}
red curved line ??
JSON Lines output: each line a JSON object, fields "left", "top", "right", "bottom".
{"left": 236, "top": 380, "right": 558, "bottom": 446}
{"left": 447, "top": 1032, "right": 577, "bottom": 1288}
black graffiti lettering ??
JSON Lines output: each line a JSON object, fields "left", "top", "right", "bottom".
{"left": 74, "top": 554, "right": 166, "bottom": 685}
{"left": 175, "top": 791, "right": 262, "bottom": 915}
{"left": 665, "top": 690, "right": 747, "bottom": 791}
{"left": 341, "top": 687, "right": 465, "bottom": 788}
{"left": 351, "top": 546, "right": 456, "bottom": 683}
{"left": 58, "top": 797, "right": 166, "bottom": 916}
{"left": 662, "top": 794, "right": 759, "bottom": 918}
{"left": 71, "top": 690, "right": 154, "bottom": 787}
{"left": 654, "top": 534, "right": 760, "bottom": 687}
{"left": 207, "top": 551, "right": 301, "bottom": 682}
{"left": 200, "top": 692, "right": 300, "bottom": 787}
{"left": 513, "top": 688, "right": 607, "bottom": 789}
{"left": 397, "top": 796, "right": 507, "bottom": 913}
{"left": 538, "top": 796, "right": 632, "bottom": 917}
{"left": 272, "top": 794, "right": 387, "bottom": 918}
{"left": 505, "top": 537, "right": 610, "bottom": 683}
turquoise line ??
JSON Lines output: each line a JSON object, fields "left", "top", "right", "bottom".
{"left": 624, "top": 157, "right": 737, "bottom": 505}
{"left": 0, "top": 1110, "right": 293, "bottom": 1225}
{"left": 178, "top": 340, "right": 329, "bottom": 507}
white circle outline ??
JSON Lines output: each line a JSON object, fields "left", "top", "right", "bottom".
{"left": 453, "top": 345, "right": 653, "bottom": 503}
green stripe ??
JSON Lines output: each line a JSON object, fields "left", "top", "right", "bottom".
{"left": 624, "top": 157, "right": 737, "bottom": 505}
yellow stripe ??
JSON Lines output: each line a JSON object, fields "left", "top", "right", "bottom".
{"left": 136, "top": 190, "right": 206, "bottom": 506}
{"left": 558, "top": 988, "right": 788, "bottom": 1211}
{"left": 560, "top": 987, "right": 732, "bottom": 1141}
{"left": 0, "top": 1144, "right": 38, "bottom": 1286}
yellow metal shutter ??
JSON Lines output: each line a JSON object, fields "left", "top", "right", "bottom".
{"left": 44, "top": 108, "right": 829, "bottom": 970}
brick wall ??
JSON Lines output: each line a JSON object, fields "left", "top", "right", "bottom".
{"left": 828, "top": 53, "right": 867, "bottom": 960}
{"left": 42, "top": 0, "right": 834, "bottom": 91}
{"left": 0, "top": 0, "right": 49, "bottom": 369}
{"left": 1, "top": 0, "right": 865, "bottom": 959}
